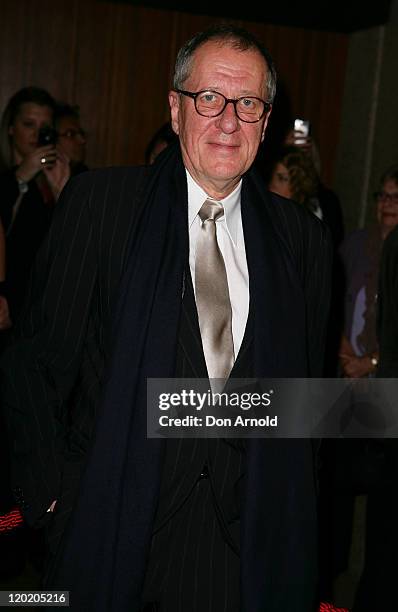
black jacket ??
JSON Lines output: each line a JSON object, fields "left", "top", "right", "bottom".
{"left": 1, "top": 154, "right": 332, "bottom": 611}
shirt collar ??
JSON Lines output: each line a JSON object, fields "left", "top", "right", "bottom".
{"left": 186, "top": 169, "right": 242, "bottom": 246}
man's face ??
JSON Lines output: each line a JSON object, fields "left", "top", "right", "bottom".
{"left": 57, "top": 116, "right": 86, "bottom": 164}
{"left": 377, "top": 178, "right": 398, "bottom": 234}
{"left": 169, "top": 41, "right": 271, "bottom": 198}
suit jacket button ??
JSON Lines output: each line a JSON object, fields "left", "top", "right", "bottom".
{"left": 198, "top": 465, "right": 209, "bottom": 480}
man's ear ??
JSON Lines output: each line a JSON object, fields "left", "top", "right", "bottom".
{"left": 168, "top": 90, "right": 180, "bottom": 136}
{"left": 261, "top": 106, "right": 272, "bottom": 142}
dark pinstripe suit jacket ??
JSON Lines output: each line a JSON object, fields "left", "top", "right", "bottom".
{"left": 1, "top": 166, "right": 150, "bottom": 526}
{"left": 1, "top": 163, "right": 332, "bottom": 611}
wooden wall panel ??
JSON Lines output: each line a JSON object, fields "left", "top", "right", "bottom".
{"left": 0, "top": 0, "right": 349, "bottom": 185}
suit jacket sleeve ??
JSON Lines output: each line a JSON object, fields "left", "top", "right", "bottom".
{"left": 0, "top": 172, "right": 98, "bottom": 526}
{"left": 304, "top": 218, "right": 333, "bottom": 377}
{"left": 377, "top": 225, "right": 398, "bottom": 376}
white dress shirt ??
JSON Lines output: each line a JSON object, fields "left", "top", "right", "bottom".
{"left": 186, "top": 170, "right": 249, "bottom": 359}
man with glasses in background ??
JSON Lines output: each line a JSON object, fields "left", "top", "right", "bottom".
{"left": 1, "top": 24, "right": 332, "bottom": 611}
{"left": 350, "top": 164, "right": 398, "bottom": 612}
{"left": 55, "top": 102, "right": 88, "bottom": 175}
{"left": 325, "top": 164, "right": 398, "bottom": 610}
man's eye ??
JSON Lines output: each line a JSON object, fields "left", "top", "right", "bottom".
{"left": 241, "top": 98, "right": 254, "bottom": 108}
{"left": 202, "top": 93, "right": 217, "bottom": 103}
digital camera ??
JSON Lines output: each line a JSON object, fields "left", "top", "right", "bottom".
{"left": 37, "top": 125, "right": 58, "bottom": 147}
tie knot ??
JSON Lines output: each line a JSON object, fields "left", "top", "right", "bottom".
{"left": 198, "top": 199, "right": 224, "bottom": 223}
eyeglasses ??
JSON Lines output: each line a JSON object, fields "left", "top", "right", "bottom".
{"left": 58, "top": 128, "right": 87, "bottom": 140}
{"left": 374, "top": 191, "right": 398, "bottom": 205}
{"left": 174, "top": 89, "right": 270, "bottom": 123}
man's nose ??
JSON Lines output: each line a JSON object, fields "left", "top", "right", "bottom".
{"left": 216, "top": 101, "right": 239, "bottom": 133}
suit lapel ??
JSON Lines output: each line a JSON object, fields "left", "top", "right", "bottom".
{"left": 178, "top": 266, "right": 208, "bottom": 378}
{"left": 231, "top": 301, "right": 254, "bottom": 374}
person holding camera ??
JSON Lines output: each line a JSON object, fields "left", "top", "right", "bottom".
{"left": 0, "top": 86, "right": 70, "bottom": 583}
{"left": 284, "top": 123, "right": 344, "bottom": 248}
{"left": 0, "top": 86, "right": 70, "bottom": 321}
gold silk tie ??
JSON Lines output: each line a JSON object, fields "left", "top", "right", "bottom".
{"left": 195, "top": 199, "right": 235, "bottom": 389}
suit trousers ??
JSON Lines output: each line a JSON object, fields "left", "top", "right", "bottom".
{"left": 142, "top": 473, "right": 240, "bottom": 612}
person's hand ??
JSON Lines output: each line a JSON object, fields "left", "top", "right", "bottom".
{"left": 0, "top": 295, "right": 11, "bottom": 330}
{"left": 339, "top": 353, "right": 374, "bottom": 378}
{"left": 286, "top": 130, "right": 313, "bottom": 154}
{"left": 15, "top": 145, "right": 57, "bottom": 183}
{"left": 43, "top": 149, "right": 71, "bottom": 200}
{"left": 339, "top": 334, "right": 355, "bottom": 358}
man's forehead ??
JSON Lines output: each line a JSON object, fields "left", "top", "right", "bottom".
{"left": 187, "top": 42, "right": 267, "bottom": 91}
{"left": 192, "top": 40, "right": 264, "bottom": 64}
{"left": 58, "top": 116, "right": 80, "bottom": 127}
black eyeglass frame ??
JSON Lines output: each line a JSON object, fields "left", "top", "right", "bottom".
{"left": 57, "top": 128, "right": 87, "bottom": 139}
{"left": 174, "top": 88, "right": 271, "bottom": 123}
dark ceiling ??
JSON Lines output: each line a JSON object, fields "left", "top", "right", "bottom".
{"left": 113, "top": 1, "right": 393, "bottom": 33}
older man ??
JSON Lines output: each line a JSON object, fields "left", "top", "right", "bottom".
{"left": 1, "top": 24, "right": 331, "bottom": 612}
{"left": 55, "top": 102, "right": 88, "bottom": 175}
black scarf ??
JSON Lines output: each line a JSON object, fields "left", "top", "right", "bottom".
{"left": 50, "top": 144, "right": 189, "bottom": 610}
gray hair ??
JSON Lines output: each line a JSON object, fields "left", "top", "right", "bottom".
{"left": 173, "top": 23, "right": 277, "bottom": 104}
